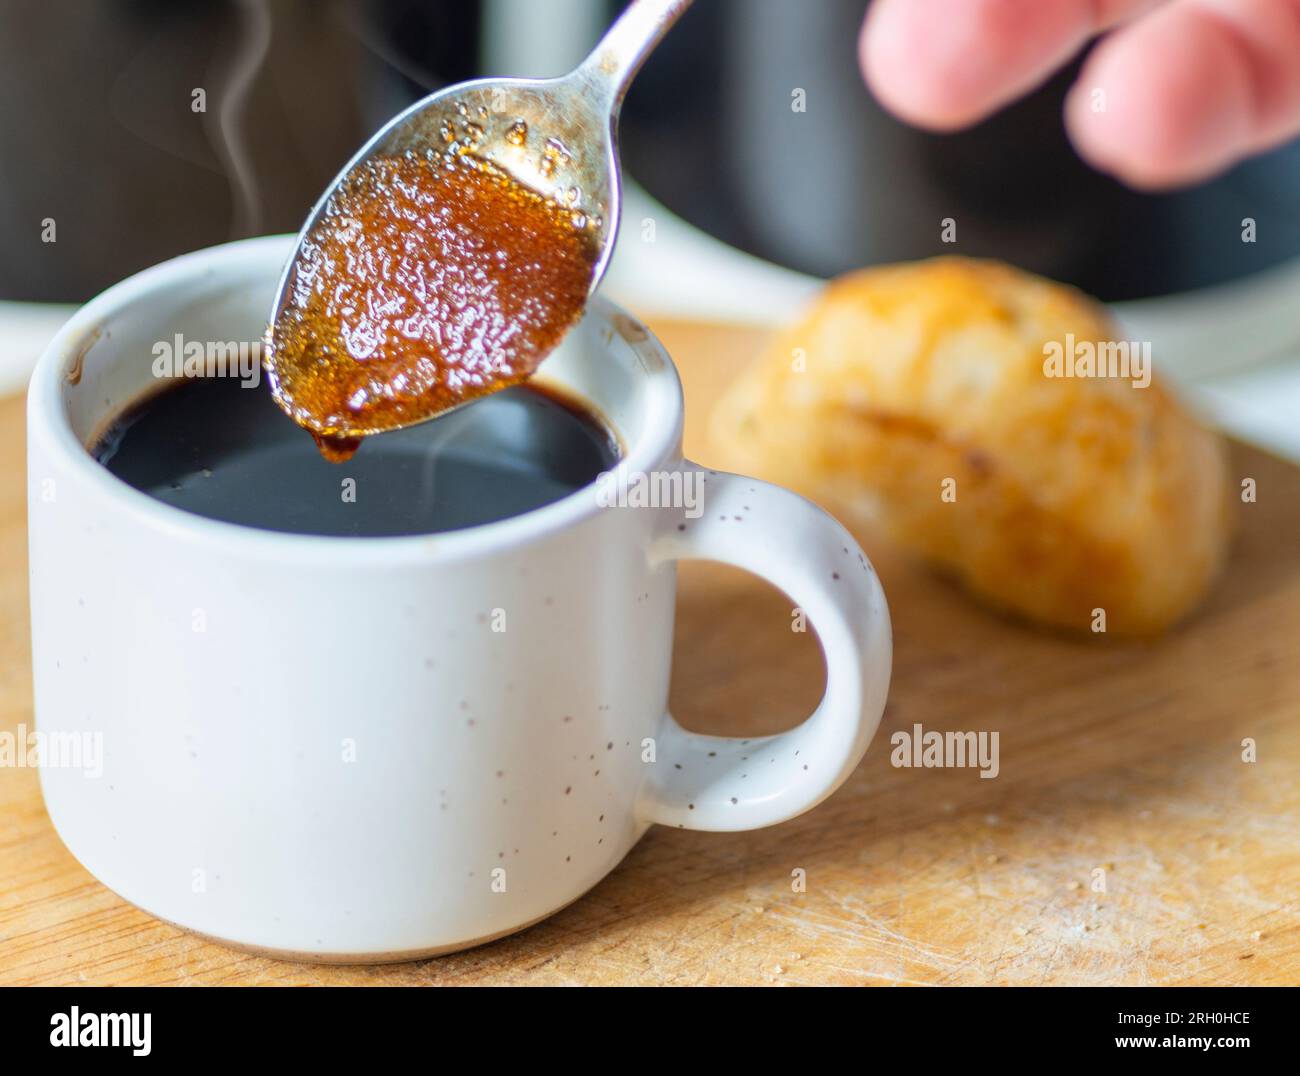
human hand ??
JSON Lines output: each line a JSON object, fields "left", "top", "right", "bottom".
{"left": 860, "top": 0, "right": 1300, "bottom": 189}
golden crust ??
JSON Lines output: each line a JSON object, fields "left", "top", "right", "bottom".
{"left": 710, "top": 257, "right": 1232, "bottom": 637}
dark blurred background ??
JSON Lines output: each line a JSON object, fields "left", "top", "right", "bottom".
{"left": 2, "top": 0, "right": 1297, "bottom": 304}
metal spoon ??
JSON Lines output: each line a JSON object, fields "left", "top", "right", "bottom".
{"left": 265, "top": 0, "right": 694, "bottom": 437}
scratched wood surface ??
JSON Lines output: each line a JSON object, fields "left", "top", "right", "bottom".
{"left": 2, "top": 320, "right": 1298, "bottom": 986}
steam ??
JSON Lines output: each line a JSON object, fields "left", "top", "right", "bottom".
{"left": 207, "top": 0, "right": 273, "bottom": 238}
{"left": 335, "top": 4, "right": 440, "bottom": 90}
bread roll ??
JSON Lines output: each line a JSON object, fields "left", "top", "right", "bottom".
{"left": 710, "top": 257, "right": 1231, "bottom": 636}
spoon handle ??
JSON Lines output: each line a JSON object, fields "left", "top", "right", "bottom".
{"left": 578, "top": 0, "right": 695, "bottom": 113}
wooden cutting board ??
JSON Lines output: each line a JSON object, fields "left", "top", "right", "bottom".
{"left": 2, "top": 320, "right": 1298, "bottom": 986}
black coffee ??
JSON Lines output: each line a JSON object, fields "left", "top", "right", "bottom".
{"left": 93, "top": 375, "right": 619, "bottom": 537}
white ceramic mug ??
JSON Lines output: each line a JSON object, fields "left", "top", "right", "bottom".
{"left": 27, "top": 236, "right": 892, "bottom": 961}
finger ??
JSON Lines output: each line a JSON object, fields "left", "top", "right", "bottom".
{"left": 1066, "top": 0, "right": 1300, "bottom": 188}
{"left": 860, "top": 0, "right": 1164, "bottom": 130}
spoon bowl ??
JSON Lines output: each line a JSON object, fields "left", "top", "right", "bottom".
{"left": 265, "top": 0, "right": 693, "bottom": 439}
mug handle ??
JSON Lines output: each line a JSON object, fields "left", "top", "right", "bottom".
{"left": 638, "top": 463, "right": 893, "bottom": 831}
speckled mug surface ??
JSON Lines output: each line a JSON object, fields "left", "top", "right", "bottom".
{"left": 28, "top": 236, "right": 892, "bottom": 961}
